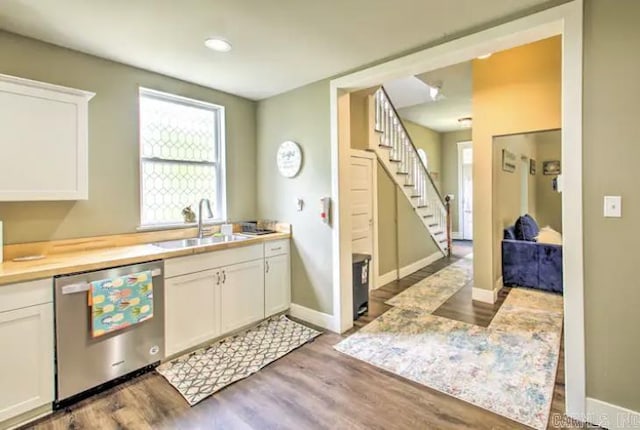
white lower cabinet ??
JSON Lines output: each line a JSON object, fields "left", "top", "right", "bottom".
{"left": 221, "top": 259, "right": 265, "bottom": 333}
{"left": 265, "top": 253, "right": 291, "bottom": 317}
{"left": 165, "top": 269, "right": 221, "bottom": 356}
{"left": 0, "top": 279, "right": 54, "bottom": 424}
{"left": 164, "top": 240, "right": 290, "bottom": 357}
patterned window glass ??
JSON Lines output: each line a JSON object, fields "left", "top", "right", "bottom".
{"left": 139, "top": 89, "right": 225, "bottom": 226}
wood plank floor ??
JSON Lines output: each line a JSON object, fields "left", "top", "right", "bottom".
{"left": 26, "top": 241, "right": 581, "bottom": 430}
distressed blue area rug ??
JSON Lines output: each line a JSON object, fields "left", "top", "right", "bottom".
{"left": 335, "top": 287, "right": 563, "bottom": 429}
{"left": 385, "top": 254, "right": 473, "bottom": 312}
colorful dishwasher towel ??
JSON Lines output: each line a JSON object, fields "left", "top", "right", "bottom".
{"left": 89, "top": 270, "right": 154, "bottom": 338}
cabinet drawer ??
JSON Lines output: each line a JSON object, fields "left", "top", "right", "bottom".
{"left": 264, "top": 240, "right": 289, "bottom": 257}
{"left": 0, "top": 278, "right": 52, "bottom": 313}
{"left": 165, "top": 244, "right": 263, "bottom": 278}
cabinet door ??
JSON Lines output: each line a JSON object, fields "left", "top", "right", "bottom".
{"left": 0, "top": 303, "right": 54, "bottom": 422}
{"left": 0, "top": 75, "right": 92, "bottom": 201}
{"left": 220, "top": 259, "right": 265, "bottom": 333}
{"left": 265, "top": 254, "right": 291, "bottom": 317}
{"left": 165, "top": 269, "right": 220, "bottom": 356}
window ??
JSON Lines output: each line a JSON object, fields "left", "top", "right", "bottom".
{"left": 417, "top": 148, "right": 429, "bottom": 169}
{"left": 139, "top": 88, "right": 225, "bottom": 226}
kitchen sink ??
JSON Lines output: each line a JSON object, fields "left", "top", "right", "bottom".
{"left": 152, "top": 234, "right": 248, "bottom": 250}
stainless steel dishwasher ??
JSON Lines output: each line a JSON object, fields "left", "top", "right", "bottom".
{"left": 54, "top": 260, "right": 165, "bottom": 405}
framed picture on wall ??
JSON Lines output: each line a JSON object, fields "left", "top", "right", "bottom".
{"left": 502, "top": 149, "right": 516, "bottom": 173}
{"left": 543, "top": 160, "right": 561, "bottom": 175}
{"left": 530, "top": 159, "right": 536, "bottom": 175}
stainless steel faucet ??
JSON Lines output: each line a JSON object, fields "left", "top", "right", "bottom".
{"left": 197, "top": 198, "right": 214, "bottom": 238}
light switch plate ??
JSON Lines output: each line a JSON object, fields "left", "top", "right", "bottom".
{"left": 604, "top": 196, "right": 622, "bottom": 218}
{"left": 296, "top": 198, "right": 304, "bottom": 212}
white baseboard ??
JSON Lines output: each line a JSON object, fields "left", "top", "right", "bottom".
{"left": 398, "top": 252, "right": 444, "bottom": 278}
{"left": 472, "top": 279, "right": 502, "bottom": 304}
{"left": 376, "top": 270, "right": 398, "bottom": 288}
{"left": 585, "top": 397, "right": 640, "bottom": 429}
{"left": 452, "top": 231, "right": 463, "bottom": 240}
{"left": 288, "top": 303, "right": 340, "bottom": 333}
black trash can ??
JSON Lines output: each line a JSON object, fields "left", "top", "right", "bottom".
{"left": 352, "top": 254, "right": 371, "bottom": 320}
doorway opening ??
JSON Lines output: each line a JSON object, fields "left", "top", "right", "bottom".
{"left": 330, "top": 0, "right": 584, "bottom": 422}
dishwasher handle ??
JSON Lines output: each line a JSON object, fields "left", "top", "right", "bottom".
{"left": 61, "top": 282, "right": 90, "bottom": 295}
{"left": 59, "top": 266, "right": 162, "bottom": 295}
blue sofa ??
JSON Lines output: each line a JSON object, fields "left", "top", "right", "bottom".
{"left": 501, "top": 215, "right": 563, "bottom": 294}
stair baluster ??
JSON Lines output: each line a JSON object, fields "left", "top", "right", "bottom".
{"left": 370, "top": 87, "right": 450, "bottom": 255}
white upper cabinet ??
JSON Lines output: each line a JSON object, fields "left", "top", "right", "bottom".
{"left": 0, "top": 74, "right": 94, "bottom": 201}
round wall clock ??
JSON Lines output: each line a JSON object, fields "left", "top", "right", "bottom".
{"left": 276, "top": 140, "right": 303, "bottom": 178}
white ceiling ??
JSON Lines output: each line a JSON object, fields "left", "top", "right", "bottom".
{"left": 389, "top": 61, "right": 473, "bottom": 133}
{"left": 0, "top": 0, "right": 549, "bottom": 100}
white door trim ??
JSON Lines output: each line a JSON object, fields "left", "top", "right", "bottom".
{"left": 457, "top": 141, "right": 473, "bottom": 240}
{"left": 349, "top": 149, "right": 378, "bottom": 290}
{"left": 330, "top": 0, "right": 585, "bottom": 421}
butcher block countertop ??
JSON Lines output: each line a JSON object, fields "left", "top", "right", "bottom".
{"left": 0, "top": 226, "right": 290, "bottom": 286}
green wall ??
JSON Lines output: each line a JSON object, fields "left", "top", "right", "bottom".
{"left": 0, "top": 31, "right": 257, "bottom": 244}
{"left": 583, "top": 0, "right": 640, "bottom": 412}
{"left": 376, "top": 163, "right": 440, "bottom": 277}
{"left": 532, "top": 130, "right": 562, "bottom": 232}
{"left": 376, "top": 161, "right": 398, "bottom": 275}
{"left": 256, "top": 80, "right": 333, "bottom": 314}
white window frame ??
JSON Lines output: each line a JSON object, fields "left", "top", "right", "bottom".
{"left": 138, "top": 87, "right": 227, "bottom": 228}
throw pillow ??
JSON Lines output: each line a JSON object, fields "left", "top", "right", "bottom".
{"left": 515, "top": 214, "right": 539, "bottom": 242}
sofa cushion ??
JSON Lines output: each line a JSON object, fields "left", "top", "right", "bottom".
{"left": 504, "top": 226, "right": 517, "bottom": 240}
{"left": 538, "top": 244, "right": 563, "bottom": 293}
{"left": 515, "top": 214, "right": 539, "bottom": 242}
{"left": 502, "top": 240, "right": 539, "bottom": 287}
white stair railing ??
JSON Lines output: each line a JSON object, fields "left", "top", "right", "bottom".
{"left": 373, "top": 87, "right": 451, "bottom": 256}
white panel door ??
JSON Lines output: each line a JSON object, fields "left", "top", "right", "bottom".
{"left": 0, "top": 303, "right": 54, "bottom": 422}
{"left": 350, "top": 156, "right": 374, "bottom": 255}
{"left": 265, "top": 253, "right": 291, "bottom": 317}
{"left": 221, "top": 259, "right": 265, "bottom": 333}
{"left": 165, "top": 269, "right": 220, "bottom": 356}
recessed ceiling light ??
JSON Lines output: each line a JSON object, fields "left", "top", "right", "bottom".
{"left": 477, "top": 53, "right": 492, "bottom": 60}
{"left": 204, "top": 38, "right": 232, "bottom": 52}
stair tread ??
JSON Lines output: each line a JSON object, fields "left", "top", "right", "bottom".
{"left": 379, "top": 143, "right": 393, "bottom": 148}
{"left": 423, "top": 214, "right": 434, "bottom": 218}
{"left": 396, "top": 171, "right": 408, "bottom": 175}
{"left": 389, "top": 159, "right": 401, "bottom": 163}
{"left": 417, "top": 205, "right": 428, "bottom": 208}
{"left": 428, "top": 223, "right": 438, "bottom": 227}
{"left": 434, "top": 231, "right": 444, "bottom": 235}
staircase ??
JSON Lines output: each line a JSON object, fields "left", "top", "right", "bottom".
{"left": 368, "top": 87, "right": 452, "bottom": 256}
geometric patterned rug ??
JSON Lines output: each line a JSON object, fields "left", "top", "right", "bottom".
{"left": 335, "top": 287, "right": 563, "bottom": 430}
{"left": 157, "top": 315, "right": 321, "bottom": 405}
{"left": 385, "top": 254, "right": 473, "bottom": 313}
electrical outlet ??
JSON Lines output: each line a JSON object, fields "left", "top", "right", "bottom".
{"left": 604, "top": 196, "right": 622, "bottom": 218}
